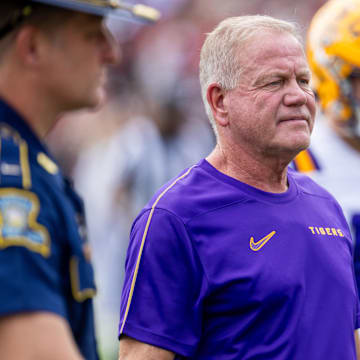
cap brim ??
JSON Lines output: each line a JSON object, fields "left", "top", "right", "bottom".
{"left": 30, "top": 0, "right": 158, "bottom": 23}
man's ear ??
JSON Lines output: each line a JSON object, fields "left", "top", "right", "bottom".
{"left": 14, "top": 26, "right": 45, "bottom": 67}
{"left": 206, "top": 83, "right": 229, "bottom": 127}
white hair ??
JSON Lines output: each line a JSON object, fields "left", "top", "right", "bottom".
{"left": 199, "top": 15, "right": 303, "bottom": 137}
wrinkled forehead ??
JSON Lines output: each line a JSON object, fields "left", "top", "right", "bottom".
{"left": 244, "top": 30, "right": 304, "bottom": 58}
{"left": 239, "top": 31, "right": 307, "bottom": 69}
{"left": 238, "top": 32, "right": 310, "bottom": 83}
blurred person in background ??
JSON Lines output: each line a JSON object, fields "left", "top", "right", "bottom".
{"left": 118, "top": 14, "right": 360, "bottom": 360}
{"left": 0, "top": 0, "right": 159, "bottom": 359}
{"left": 293, "top": 0, "right": 360, "bottom": 297}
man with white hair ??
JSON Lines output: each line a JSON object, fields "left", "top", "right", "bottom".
{"left": 118, "top": 15, "right": 360, "bottom": 359}
{"left": 0, "top": 1, "right": 158, "bottom": 359}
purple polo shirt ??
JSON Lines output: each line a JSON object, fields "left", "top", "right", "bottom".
{"left": 119, "top": 159, "right": 360, "bottom": 360}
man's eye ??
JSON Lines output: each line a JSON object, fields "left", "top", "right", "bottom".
{"left": 268, "top": 80, "right": 282, "bottom": 86}
{"left": 299, "top": 79, "right": 310, "bottom": 85}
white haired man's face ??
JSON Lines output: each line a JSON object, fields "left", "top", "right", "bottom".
{"left": 220, "top": 31, "right": 316, "bottom": 158}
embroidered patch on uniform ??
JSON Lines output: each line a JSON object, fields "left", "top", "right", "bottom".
{"left": 0, "top": 162, "right": 21, "bottom": 176}
{"left": 0, "top": 189, "right": 50, "bottom": 257}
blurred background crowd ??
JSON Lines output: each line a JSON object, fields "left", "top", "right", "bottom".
{"left": 45, "top": 0, "right": 326, "bottom": 358}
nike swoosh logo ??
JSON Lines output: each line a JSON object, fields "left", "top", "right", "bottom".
{"left": 250, "top": 231, "right": 276, "bottom": 251}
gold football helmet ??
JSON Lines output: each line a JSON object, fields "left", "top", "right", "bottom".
{"left": 307, "top": 0, "right": 360, "bottom": 137}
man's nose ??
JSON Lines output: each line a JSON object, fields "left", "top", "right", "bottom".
{"left": 102, "top": 29, "right": 121, "bottom": 65}
{"left": 283, "top": 80, "right": 308, "bottom": 106}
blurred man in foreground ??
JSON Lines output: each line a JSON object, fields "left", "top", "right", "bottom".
{"left": 118, "top": 15, "right": 360, "bottom": 360}
{"left": 0, "top": 0, "right": 158, "bottom": 359}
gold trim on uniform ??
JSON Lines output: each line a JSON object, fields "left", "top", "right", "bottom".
{"left": 19, "top": 140, "right": 31, "bottom": 189}
{"left": 37, "top": 152, "right": 59, "bottom": 175}
{"left": 70, "top": 256, "right": 96, "bottom": 302}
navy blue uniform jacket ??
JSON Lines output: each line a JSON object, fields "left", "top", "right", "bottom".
{"left": 0, "top": 99, "right": 98, "bottom": 359}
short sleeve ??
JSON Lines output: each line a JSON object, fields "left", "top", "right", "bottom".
{"left": 352, "top": 260, "right": 360, "bottom": 330}
{"left": 119, "top": 208, "right": 206, "bottom": 357}
{"left": 0, "top": 187, "right": 66, "bottom": 318}
{"left": 355, "top": 295, "right": 360, "bottom": 330}
{"left": 352, "top": 214, "right": 360, "bottom": 329}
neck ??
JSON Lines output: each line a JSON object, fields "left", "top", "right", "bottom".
{"left": 0, "top": 66, "right": 59, "bottom": 139}
{"left": 206, "top": 143, "right": 291, "bottom": 193}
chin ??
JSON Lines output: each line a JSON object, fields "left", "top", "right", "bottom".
{"left": 286, "top": 131, "right": 311, "bottom": 150}
{"left": 92, "top": 88, "right": 107, "bottom": 108}
{"left": 288, "top": 140, "right": 310, "bottom": 155}
{"left": 78, "top": 91, "right": 106, "bottom": 111}
{"left": 268, "top": 137, "right": 310, "bottom": 158}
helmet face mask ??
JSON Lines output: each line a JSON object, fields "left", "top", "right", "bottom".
{"left": 307, "top": 0, "right": 360, "bottom": 139}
